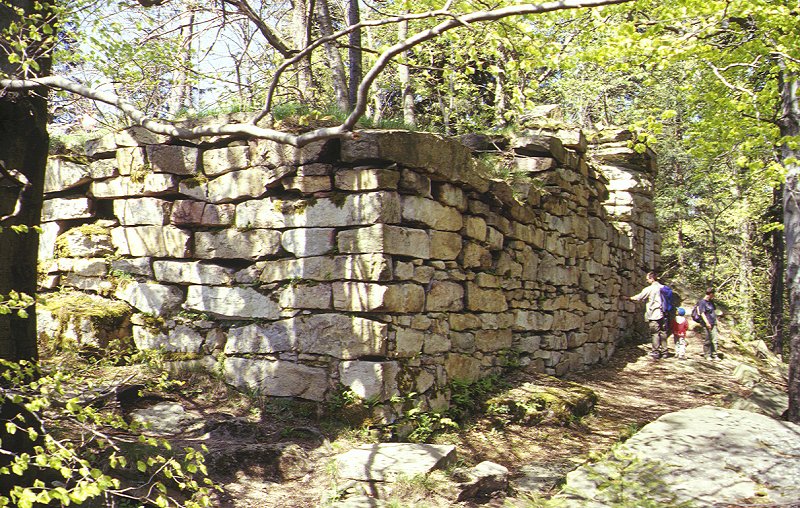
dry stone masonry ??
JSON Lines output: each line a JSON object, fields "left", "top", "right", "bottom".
{"left": 37, "top": 119, "right": 659, "bottom": 417}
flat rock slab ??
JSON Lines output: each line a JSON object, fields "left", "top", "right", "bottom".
{"left": 559, "top": 406, "right": 800, "bottom": 507}
{"left": 335, "top": 443, "right": 456, "bottom": 481}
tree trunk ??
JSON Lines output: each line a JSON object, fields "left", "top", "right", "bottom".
{"left": 347, "top": 0, "right": 362, "bottom": 109}
{"left": 316, "top": 0, "right": 350, "bottom": 112}
{"left": 398, "top": 19, "right": 415, "bottom": 126}
{"left": 778, "top": 65, "right": 800, "bottom": 423}
{"left": 769, "top": 185, "right": 785, "bottom": 356}
{"left": 0, "top": 1, "right": 52, "bottom": 362}
{"left": 167, "top": 4, "right": 195, "bottom": 117}
{"left": 292, "top": 0, "right": 314, "bottom": 101}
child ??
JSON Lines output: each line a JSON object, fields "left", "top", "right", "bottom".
{"left": 672, "top": 307, "right": 689, "bottom": 359}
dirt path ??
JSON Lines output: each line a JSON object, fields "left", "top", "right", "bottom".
{"left": 208, "top": 326, "right": 786, "bottom": 507}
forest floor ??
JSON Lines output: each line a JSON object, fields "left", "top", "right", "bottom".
{"left": 170, "top": 321, "right": 787, "bottom": 508}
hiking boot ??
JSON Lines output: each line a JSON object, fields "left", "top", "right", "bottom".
{"left": 711, "top": 354, "right": 721, "bottom": 361}
{"left": 650, "top": 351, "right": 661, "bottom": 360}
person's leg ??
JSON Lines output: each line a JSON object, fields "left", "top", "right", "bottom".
{"left": 649, "top": 320, "right": 662, "bottom": 357}
{"left": 703, "top": 326, "right": 714, "bottom": 358}
{"left": 709, "top": 326, "right": 719, "bottom": 358}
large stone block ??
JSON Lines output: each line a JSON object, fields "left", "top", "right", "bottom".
{"left": 282, "top": 175, "right": 332, "bottom": 193}
{"left": 202, "top": 145, "right": 251, "bottom": 177}
{"left": 278, "top": 283, "right": 332, "bottom": 309}
{"left": 41, "top": 198, "right": 93, "bottom": 221}
{"left": 44, "top": 158, "right": 92, "bottom": 193}
{"left": 281, "top": 228, "right": 336, "bottom": 257}
{"left": 153, "top": 260, "right": 235, "bottom": 285}
{"left": 37, "top": 222, "right": 62, "bottom": 260}
{"left": 55, "top": 226, "right": 115, "bottom": 258}
{"left": 401, "top": 195, "right": 462, "bottom": 232}
{"left": 113, "top": 197, "right": 171, "bottom": 225}
{"left": 429, "top": 230, "right": 462, "bottom": 260}
{"left": 224, "top": 358, "right": 328, "bottom": 401}
{"left": 258, "top": 254, "right": 392, "bottom": 283}
{"left": 339, "top": 361, "right": 400, "bottom": 401}
{"left": 335, "top": 167, "right": 400, "bottom": 191}
{"left": 90, "top": 174, "right": 179, "bottom": 198}
{"left": 170, "top": 200, "right": 235, "bottom": 226}
{"left": 250, "top": 138, "right": 331, "bottom": 167}
{"left": 146, "top": 144, "right": 199, "bottom": 175}
{"left": 204, "top": 167, "right": 275, "bottom": 203}
{"left": 184, "top": 286, "right": 281, "bottom": 319}
{"left": 115, "top": 281, "right": 184, "bottom": 317}
{"left": 116, "top": 147, "right": 147, "bottom": 175}
{"left": 297, "top": 314, "right": 388, "bottom": 358}
{"left": 337, "top": 224, "right": 430, "bottom": 258}
{"left": 133, "top": 324, "right": 205, "bottom": 353}
{"left": 235, "top": 192, "right": 401, "bottom": 228}
{"left": 225, "top": 314, "right": 387, "bottom": 359}
{"left": 465, "top": 283, "right": 508, "bottom": 312}
{"left": 425, "top": 281, "right": 464, "bottom": 312}
{"left": 194, "top": 229, "right": 281, "bottom": 260}
{"left": 444, "top": 354, "right": 482, "bottom": 383}
{"left": 475, "top": 329, "right": 513, "bottom": 352}
{"left": 111, "top": 226, "right": 191, "bottom": 258}
{"left": 223, "top": 322, "right": 294, "bottom": 354}
{"left": 395, "top": 329, "right": 424, "bottom": 357}
{"left": 333, "top": 282, "right": 424, "bottom": 312}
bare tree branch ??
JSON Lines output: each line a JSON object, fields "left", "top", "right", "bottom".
{"left": 3, "top": 0, "right": 634, "bottom": 148}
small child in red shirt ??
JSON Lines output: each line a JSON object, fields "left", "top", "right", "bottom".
{"left": 672, "top": 308, "right": 689, "bottom": 359}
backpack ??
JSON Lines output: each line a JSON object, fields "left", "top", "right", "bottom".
{"left": 691, "top": 304, "right": 702, "bottom": 323}
{"left": 659, "top": 285, "right": 675, "bottom": 315}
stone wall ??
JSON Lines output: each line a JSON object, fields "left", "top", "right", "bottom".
{"left": 37, "top": 122, "right": 659, "bottom": 415}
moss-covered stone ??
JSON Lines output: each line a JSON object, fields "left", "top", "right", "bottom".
{"left": 485, "top": 376, "right": 597, "bottom": 426}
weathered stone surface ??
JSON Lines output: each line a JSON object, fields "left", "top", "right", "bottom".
{"left": 337, "top": 224, "right": 430, "bottom": 258}
{"left": 111, "top": 257, "right": 154, "bottom": 278}
{"left": 170, "top": 200, "right": 235, "bottom": 226}
{"left": 205, "top": 167, "right": 274, "bottom": 203}
{"left": 146, "top": 144, "right": 199, "bottom": 175}
{"left": 224, "top": 357, "right": 328, "bottom": 401}
{"left": 282, "top": 176, "right": 331, "bottom": 193}
{"left": 466, "top": 283, "right": 508, "bottom": 312}
{"left": 235, "top": 192, "right": 401, "bottom": 228}
{"left": 250, "top": 138, "right": 331, "bottom": 167}
{"left": 559, "top": 406, "right": 800, "bottom": 507}
{"left": 401, "top": 195, "right": 462, "bottom": 231}
{"left": 89, "top": 159, "right": 117, "bottom": 180}
{"left": 194, "top": 229, "right": 281, "bottom": 260}
{"left": 113, "top": 197, "right": 171, "bottom": 225}
{"left": 278, "top": 283, "right": 332, "bottom": 309}
{"left": 456, "top": 461, "right": 510, "bottom": 502}
{"left": 59, "top": 257, "right": 108, "bottom": 277}
{"left": 426, "top": 281, "right": 464, "bottom": 312}
{"left": 339, "top": 361, "right": 400, "bottom": 401}
{"left": 85, "top": 132, "right": 117, "bottom": 158}
{"left": 111, "top": 226, "right": 191, "bottom": 258}
{"left": 475, "top": 329, "right": 513, "bottom": 352}
{"left": 116, "top": 147, "right": 146, "bottom": 175}
{"left": 44, "top": 158, "right": 92, "bottom": 193}
{"left": 56, "top": 227, "right": 115, "bottom": 258}
{"left": 184, "top": 286, "right": 281, "bottom": 319}
{"left": 335, "top": 443, "right": 456, "bottom": 481}
{"left": 433, "top": 182, "right": 467, "bottom": 211}
{"left": 281, "top": 228, "right": 336, "bottom": 257}
{"left": 258, "top": 254, "right": 392, "bottom": 283}
{"left": 464, "top": 216, "right": 487, "bottom": 241}
{"left": 133, "top": 324, "right": 206, "bottom": 352}
{"left": 224, "top": 314, "right": 386, "bottom": 359}
{"left": 41, "top": 197, "right": 93, "bottom": 221}
{"left": 115, "top": 281, "right": 184, "bottom": 317}
{"left": 153, "top": 260, "right": 235, "bottom": 285}
{"left": 445, "top": 354, "right": 482, "bottom": 383}
{"left": 115, "top": 126, "right": 170, "bottom": 146}
{"left": 90, "top": 174, "right": 179, "bottom": 198}
{"left": 395, "top": 329, "right": 424, "bottom": 357}
{"left": 430, "top": 230, "right": 462, "bottom": 260}
{"left": 333, "top": 282, "right": 424, "bottom": 312}
{"left": 335, "top": 167, "right": 400, "bottom": 191}
{"left": 511, "top": 132, "right": 566, "bottom": 164}
{"left": 202, "top": 145, "right": 250, "bottom": 177}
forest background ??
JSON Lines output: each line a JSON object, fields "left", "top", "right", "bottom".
{"left": 0, "top": 0, "right": 798, "bottom": 505}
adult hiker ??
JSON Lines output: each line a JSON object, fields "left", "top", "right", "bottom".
{"left": 695, "top": 287, "right": 720, "bottom": 360}
{"left": 628, "top": 271, "right": 668, "bottom": 359}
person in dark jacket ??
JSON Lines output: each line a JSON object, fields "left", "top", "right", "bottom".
{"left": 697, "top": 287, "right": 719, "bottom": 360}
